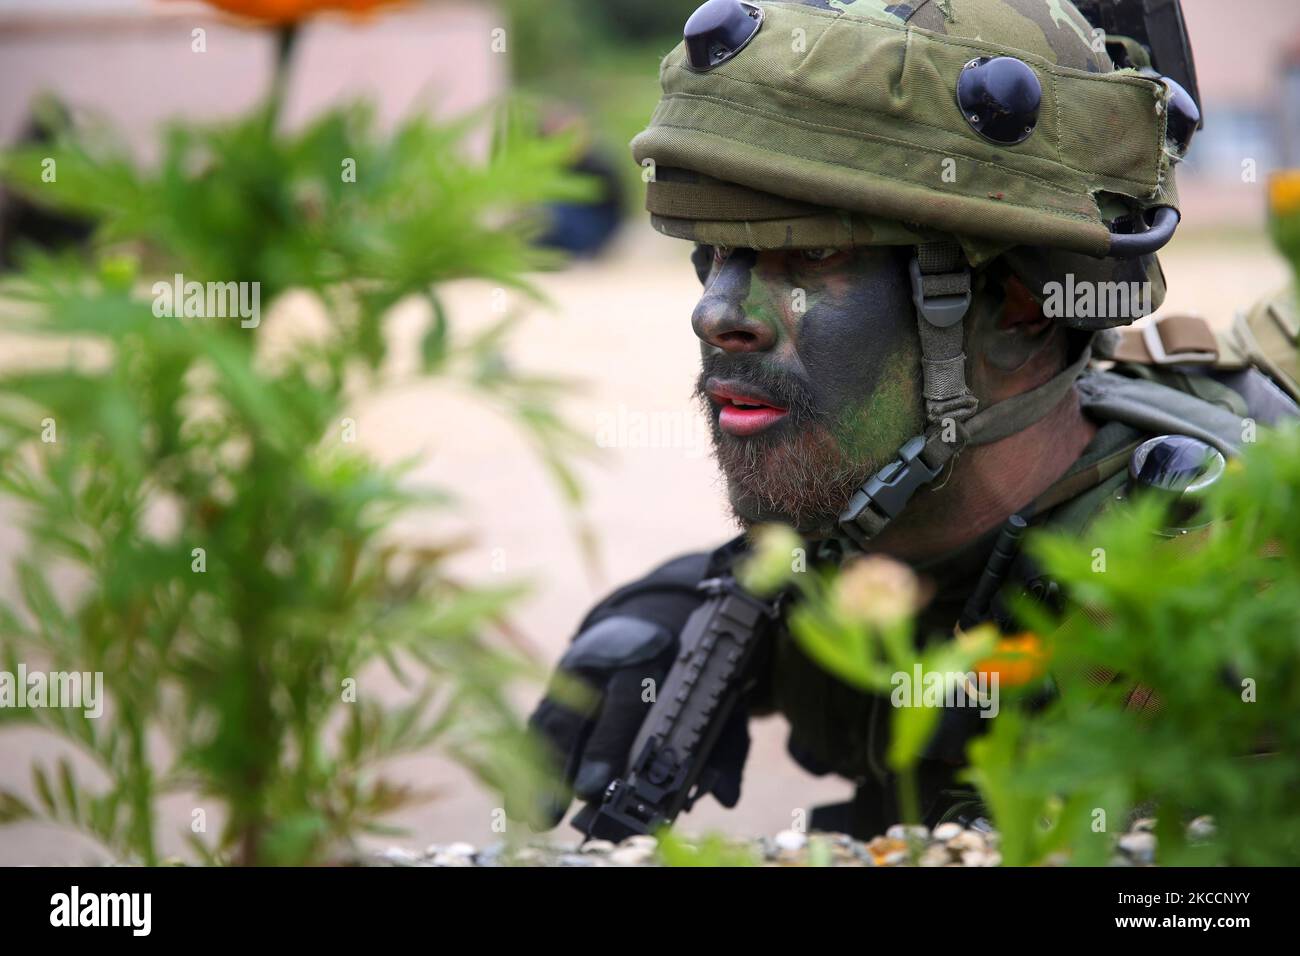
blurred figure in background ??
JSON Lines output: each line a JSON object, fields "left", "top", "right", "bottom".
{"left": 535, "top": 107, "right": 625, "bottom": 258}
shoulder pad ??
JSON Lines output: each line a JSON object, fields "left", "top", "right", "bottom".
{"left": 1075, "top": 371, "right": 1245, "bottom": 458}
{"left": 1229, "top": 286, "right": 1300, "bottom": 402}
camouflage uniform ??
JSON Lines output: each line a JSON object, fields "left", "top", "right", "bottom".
{"left": 525, "top": 0, "right": 1300, "bottom": 837}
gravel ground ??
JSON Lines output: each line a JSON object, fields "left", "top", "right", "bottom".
{"left": 368, "top": 816, "right": 1216, "bottom": 867}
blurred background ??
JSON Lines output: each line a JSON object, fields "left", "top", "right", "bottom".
{"left": 0, "top": 0, "right": 1297, "bottom": 863}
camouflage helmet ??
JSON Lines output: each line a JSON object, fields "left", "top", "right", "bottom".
{"left": 632, "top": 0, "right": 1202, "bottom": 547}
{"left": 632, "top": 0, "right": 1199, "bottom": 329}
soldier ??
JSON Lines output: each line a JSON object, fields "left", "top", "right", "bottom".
{"left": 514, "top": 0, "right": 1300, "bottom": 839}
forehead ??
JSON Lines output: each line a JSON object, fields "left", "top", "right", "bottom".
{"left": 707, "top": 246, "right": 909, "bottom": 288}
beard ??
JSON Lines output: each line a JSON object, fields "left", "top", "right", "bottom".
{"left": 693, "top": 355, "right": 882, "bottom": 536}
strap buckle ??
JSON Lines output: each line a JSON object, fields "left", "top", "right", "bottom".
{"left": 838, "top": 435, "right": 941, "bottom": 547}
{"left": 1141, "top": 319, "right": 1217, "bottom": 365}
{"left": 909, "top": 256, "right": 971, "bottom": 329}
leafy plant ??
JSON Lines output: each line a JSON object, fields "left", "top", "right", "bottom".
{"left": 742, "top": 425, "right": 1300, "bottom": 865}
{"left": 656, "top": 829, "right": 760, "bottom": 867}
{"left": 0, "top": 74, "right": 594, "bottom": 862}
{"left": 740, "top": 527, "right": 997, "bottom": 825}
{"left": 967, "top": 424, "right": 1300, "bottom": 865}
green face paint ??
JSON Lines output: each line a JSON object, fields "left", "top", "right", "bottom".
{"left": 826, "top": 345, "right": 925, "bottom": 469}
{"left": 692, "top": 245, "right": 926, "bottom": 534}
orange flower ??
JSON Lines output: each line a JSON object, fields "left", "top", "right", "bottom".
{"left": 184, "top": 0, "right": 406, "bottom": 25}
{"left": 1270, "top": 170, "right": 1300, "bottom": 218}
{"left": 975, "top": 631, "right": 1049, "bottom": 688}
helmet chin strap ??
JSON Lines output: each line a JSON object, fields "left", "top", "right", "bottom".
{"left": 837, "top": 241, "right": 1092, "bottom": 550}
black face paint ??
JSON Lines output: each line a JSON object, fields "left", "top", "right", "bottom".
{"left": 690, "top": 245, "right": 926, "bottom": 533}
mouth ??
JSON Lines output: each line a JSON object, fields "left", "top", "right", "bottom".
{"left": 705, "top": 378, "right": 790, "bottom": 437}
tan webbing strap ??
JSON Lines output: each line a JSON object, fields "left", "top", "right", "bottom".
{"left": 914, "top": 241, "right": 980, "bottom": 426}
{"left": 1102, "top": 314, "right": 1220, "bottom": 366}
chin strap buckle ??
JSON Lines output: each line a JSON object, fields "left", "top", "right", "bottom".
{"left": 838, "top": 241, "right": 978, "bottom": 551}
{"left": 909, "top": 255, "right": 971, "bottom": 328}
{"left": 838, "top": 434, "right": 942, "bottom": 549}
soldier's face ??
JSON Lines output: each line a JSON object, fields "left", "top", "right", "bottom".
{"left": 691, "top": 245, "right": 925, "bottom": 534}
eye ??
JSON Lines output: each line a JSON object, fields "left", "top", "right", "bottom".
{"left": 800, "top": 247, "right": 842, "bottom": 262}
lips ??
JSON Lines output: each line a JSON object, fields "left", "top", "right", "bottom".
{"left": 706, "top": 378, "right": 789, "bottom": 437}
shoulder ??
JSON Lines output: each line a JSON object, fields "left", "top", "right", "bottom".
{"left": 1227, "top": 285, "right": 1300, "bottom": 404}
{"left": 1093, "top": 310, "right": 1300, "bottom": 425}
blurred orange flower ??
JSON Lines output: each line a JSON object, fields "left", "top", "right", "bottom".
{"left": 975, "top": 631, "right": 1048, "bottom": 688}
{"left": 1270, "top": 170, "right": 1300, "bottom": 217}
{"left": 187, "top": 0, "right": 406, "bottom": 24}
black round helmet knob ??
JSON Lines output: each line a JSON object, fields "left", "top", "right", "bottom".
{"left": 957, "top": 56, "right": 1042, "bottom": 145}
{"left": 1160, "top": 76, "right": 1201, "bottom": 156}
{"left": 684, "top": 0, "right": 763, "bottom": 72}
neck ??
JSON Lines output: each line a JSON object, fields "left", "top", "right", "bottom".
{"left": 867, "top": 386, "right": 1097, "bottom": 561}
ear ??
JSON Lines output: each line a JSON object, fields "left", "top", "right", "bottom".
{"left": 1000, "top": 273, "right": 1052, "bottom": 334}
{"left": 975, "top": 270, "right": 1065, "bottom": 375}
{"left": 691, "top": 243, "right": 714, "bottom": 286}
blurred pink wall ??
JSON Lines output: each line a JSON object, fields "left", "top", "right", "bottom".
{"left": 0, "top": 0, "right": 506, "bottom": 156}
{"left": 1183, "top": 0, "right": 1300, "bottom": 102}
{"left": 1148, "top": 0, "right": 1300, "bottom": 229}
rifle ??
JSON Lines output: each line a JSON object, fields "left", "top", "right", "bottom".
{"left": 571, "top": 574, "right": 783, "bottom": 842}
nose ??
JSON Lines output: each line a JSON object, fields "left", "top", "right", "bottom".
{"left": 691, "top": 249, "right": 776, "bottom": 353}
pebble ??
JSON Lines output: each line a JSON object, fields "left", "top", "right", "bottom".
{"left": 378, "top": 847, "right": 420, "bottom": 866}
{"left": 773, "top": 829, "right": 807, "bottom": 852}
{"left": 1118, "top": 831, "right": 1156, "bottom": 863}
{"left": 609, "top": 845, "right": 655, "bottom": 867}
{"left": 369, "top": 815, "right": 1211, "bottom": 868}
{"left": 948, "top": 830, "right": 987, "bottom": 853}
{"left": 886, "top": 824, "right": 929, "bottom": 842}
{"left": 432, "top": 852, "right": 473, "bottom": 867}
{"left": 475, "top": 844, "right": 505, "bottom": 867}
{"left": 866, "top": 836, "right": 909, "bottom": 865}
{"left": 919, "top": 845, "right": 953, "bottom": 867}
{"left": 931, "top": 822, "right": 963, "bottom": 842}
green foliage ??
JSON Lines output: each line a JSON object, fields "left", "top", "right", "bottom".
{"left": 966, "top": 425, "right": 1300, "bottom": 865}
{"left": 498, "top": 1, "right": 674, "bottom": 211}
{"left": 501, "top": 0, "right": 695, "bottom": 84}
{"left": 656, "top": 829, "right": 760, "bottom": 867}
{"left": 740, "top": 527, "right": 996, "bottom": 823}
{"left": 754, "top": 424, "right": 1300, "bottom": 864}
{"left": 0, "top": 95, "right": 589, "bottom": 864}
